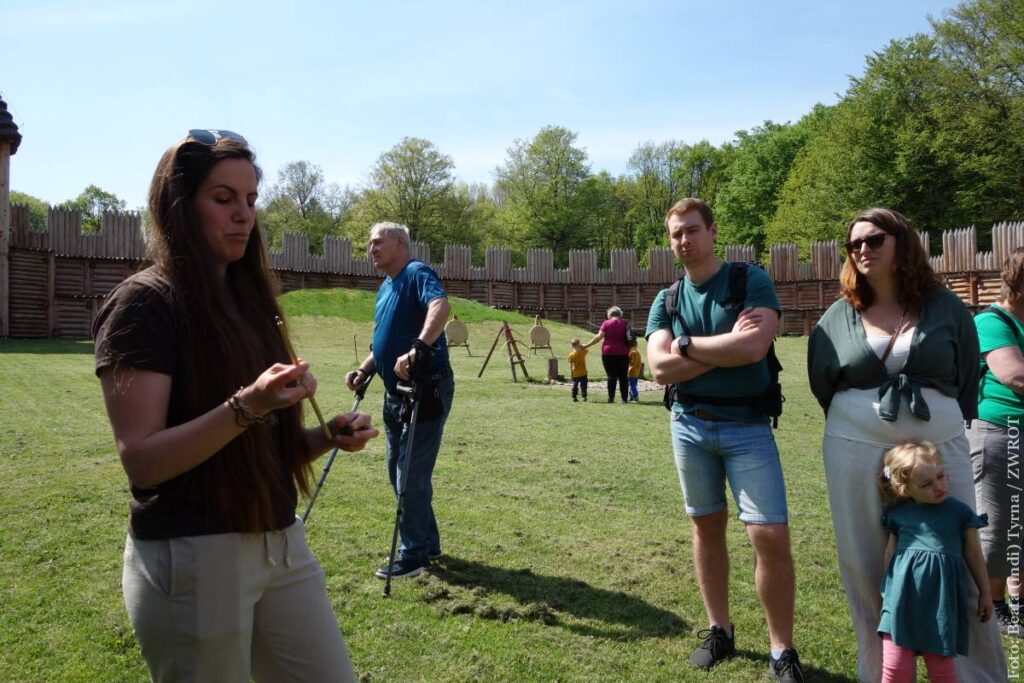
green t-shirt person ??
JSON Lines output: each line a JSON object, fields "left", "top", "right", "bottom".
{"left": 976, "top": 304, "right": 1024, "bottom": 427}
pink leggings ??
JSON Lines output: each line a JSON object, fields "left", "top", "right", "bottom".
{"left": 881, "top": 635, "right": 957, "bottom": 682}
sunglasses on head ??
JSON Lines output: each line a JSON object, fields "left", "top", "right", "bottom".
{"left": 845, "top": 232, "right": 888, "bottom": 253}
{"left": 186, "top": 129, "right": 248, "bottom": 146}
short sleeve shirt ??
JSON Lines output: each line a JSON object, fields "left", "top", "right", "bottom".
{"left": 372, "top": 260, "right": 450, "bottom": 393}
{"left": 645, "top": 262, "right": 780, "bottom": 422}
{"left": 92, "top": 267, "right": 297, "bottom": 538}
{"left": 976, "top": 305, "right": 1024, "bottom": 427}
{"left": 568, "top": 347, "right": 588, "bottom": 378}
{"left": 599, "top": 317, "right": 631, "bottom": 357}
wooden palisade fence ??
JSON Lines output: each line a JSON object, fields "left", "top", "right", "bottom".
{"left": 3, "top": 204, "right": 1022, "bottom": 339}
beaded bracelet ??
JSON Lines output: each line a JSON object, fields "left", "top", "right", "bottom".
{"left": 226, "top": 387, "right": 267, "bottom": 428}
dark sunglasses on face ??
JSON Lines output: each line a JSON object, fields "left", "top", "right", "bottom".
{"left": 846, "top": 232, "right": 888, "bottom": 253}
{"left": 186, "top": 129, "right": 248, "bottom": 146}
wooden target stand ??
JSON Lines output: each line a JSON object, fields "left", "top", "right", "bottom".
{"left": 477, "top": 321, "right": 530, "bottom": 382}
{"left": 444, "top": 314, "right": 471, "bottom": 355}
{"left": 528, "top": 315, "right": 555, "bottom": 357}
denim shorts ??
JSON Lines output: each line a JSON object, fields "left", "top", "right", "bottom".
{"left": 669, "top": 410, "right": 789, "bottom": 524}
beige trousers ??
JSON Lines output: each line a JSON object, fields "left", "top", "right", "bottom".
{"left": 122, "top": 518, "right": 355, "bottom": 682}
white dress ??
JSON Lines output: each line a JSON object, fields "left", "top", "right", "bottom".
{"left": 823, "top": 331, "right": 1006, "bottom": 682}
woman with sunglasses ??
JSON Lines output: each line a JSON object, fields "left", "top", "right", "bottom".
{"left": 806, "top": 208, "right": 1005, "bottom": 682}
{"left": 93, "top": 130, "right": 378, "bottom": 682}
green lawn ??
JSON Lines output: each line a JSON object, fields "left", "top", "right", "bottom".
{"left": 0, "top": 292, "right": 901, "bottom": 681}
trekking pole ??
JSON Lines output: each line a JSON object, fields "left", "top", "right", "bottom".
{"left": 383, "top": 380, "right": 420, "bottom": 597}
{"left": 301, "top": 372, "right": 375, "bottom": 524}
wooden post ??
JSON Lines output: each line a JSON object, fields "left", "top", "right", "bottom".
{"left": 47, "top": 251, "right": 55, "bottom": 337}
{"left": 0, "top": 140, "right": 10, "bottom": 337}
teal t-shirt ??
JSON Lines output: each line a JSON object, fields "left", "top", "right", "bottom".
{"left": 372, "top": 260, "right": 449, "bottom": 394}
{"left": 645, "top": 262, "right": 780, "bottom": 422}
{"left": 976, "top": 305, "right": 1024, "bottom": 427}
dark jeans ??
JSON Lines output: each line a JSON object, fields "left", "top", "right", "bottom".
{"left": 602, "top": 354, "right": 629, "bottom": 402}
{"left": 383, "top": 375, "right": 455, "bottom": 563}
{"left": 571, "top": 376, "right": 588, "bottom": 399}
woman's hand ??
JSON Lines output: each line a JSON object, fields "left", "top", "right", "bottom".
{"left": 240, "top": 361, "right": 315, "bottom": 417}
{"left": 316, "top": 411, "right": 379, "bottom": 454}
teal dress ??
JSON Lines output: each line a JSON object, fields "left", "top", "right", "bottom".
{"left": 877, "top": 497, "right": 986, "bottom": 656}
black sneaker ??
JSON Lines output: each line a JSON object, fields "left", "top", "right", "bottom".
{"left": 769, "top": 648, "right": 805, "bottom": 682}
{"left": 374, "top": 558, "right": 429, "bottom": 580}
{"left": 996, "top": 601, "right": 1024, "bottom": 638}
{"left": 688, "top": 625, "right": 735, "bottom": 669}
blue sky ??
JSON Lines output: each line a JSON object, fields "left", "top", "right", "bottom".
{"left": 2, "top": 0, "right": 956, "bottom": 210}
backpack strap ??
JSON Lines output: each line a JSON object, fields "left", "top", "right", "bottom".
{"left": 663, "top": 275, "right": 687, "bottom": 332}
{"left": 661, "top": 261, "right": 785, "bottom": 427}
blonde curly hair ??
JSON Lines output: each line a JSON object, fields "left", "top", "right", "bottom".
{"left": 877, "top": 441, "right": 942, "bottom": 507}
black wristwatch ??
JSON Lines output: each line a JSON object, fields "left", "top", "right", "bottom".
{"left": 676, "top": 335, "right": 691, "bottom": 356}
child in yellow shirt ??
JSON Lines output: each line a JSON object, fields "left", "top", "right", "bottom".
{"left": 627, "top": 341, "right": 641, "bottom": 402}
{"left": 568, "top": 338, "right": 589, "bottom": 402}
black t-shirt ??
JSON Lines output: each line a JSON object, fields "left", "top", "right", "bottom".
{"left": 93, "top": 267, "right": 297, "bottom": 539}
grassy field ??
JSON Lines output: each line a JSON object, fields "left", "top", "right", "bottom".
{"left": 0, "top": 290, "right": 937, "bottom": 681}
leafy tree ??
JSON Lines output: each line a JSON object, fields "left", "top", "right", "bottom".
{"left": 928, "top": 0, "right": 1024, "bottom": 228}
{"left": 360, "top": 137, "right": 457, "bottom": 249}
{"left": 627, "top": 141, "right": 686, "bottom": 225}
{"left": 494, "top": 126, "right": 594, "bottom": 264}
{"left": 60, "top": 185, "right": 127, "bottom": 233}
{"left": 670, "top": 140, "right": 731, "bottom": 204}
{"left": 715, "top": 109, "right": 830, "bottom": 254}
{"left": 767, "top": 35, "right": 952, "bottom": 254}
{"left": 623, "top": 141, "right": 687, "bottom": 259}
{"left": 578, "top": 171, "right": 630, "bottom": 265}
{"left": 9, "top": 190, "right": 48, "bottom": 231}
{"left": 260, "top": 161, "right": 349, "bottom": 254}
{"left": 768, "top": 0, "right": 1024, "bottom": 255}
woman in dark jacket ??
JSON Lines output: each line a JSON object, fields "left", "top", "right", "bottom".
{"left": 807, "top": 207, "right": 1004, "bottom": 682}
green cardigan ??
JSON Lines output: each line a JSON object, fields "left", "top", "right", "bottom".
{"left": 807, "top": 286, "right": 981, "bottom": 422}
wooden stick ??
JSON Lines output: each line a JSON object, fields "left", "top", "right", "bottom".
{"left": 275, "top": 317, "right": 332, "bottom": 440}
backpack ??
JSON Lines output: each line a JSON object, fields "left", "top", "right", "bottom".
{"left": 661, "top": 262, "right": 785, "bottom": 428}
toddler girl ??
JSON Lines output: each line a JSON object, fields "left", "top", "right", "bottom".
{"left": 876, "top": 441, "right": 993, "bottom": 682}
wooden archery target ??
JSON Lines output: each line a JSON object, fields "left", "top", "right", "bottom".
{"left": 445, "top": 317, "right": 469, "bottom": 346}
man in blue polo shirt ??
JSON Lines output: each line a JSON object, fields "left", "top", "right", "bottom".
{"left": 646, "top": 199, "right": 803, "bottom": 682}
{"left": 347, "top": 222, "right": 453, "bottom": 579}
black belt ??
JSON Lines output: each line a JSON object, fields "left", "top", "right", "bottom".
{"left": 690, "top": 409, "right": 728, "bottom": 422}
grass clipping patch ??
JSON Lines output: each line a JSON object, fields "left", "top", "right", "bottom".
{"left": 419, "top": 566, "right": 558, "bottom": 625}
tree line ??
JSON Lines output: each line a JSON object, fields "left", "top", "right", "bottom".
{"left": 12, "top": 0, "right": 1022, "bottom": 266}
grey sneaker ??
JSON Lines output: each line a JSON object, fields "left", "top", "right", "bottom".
{"left": 688, "top": 625, "right": 735, "bottom": 669}
{"left": 374, "top": 558, "right": 429, "bottom": 580}
{"left": 769, "top": 648, "right": 805, "bottom": 683}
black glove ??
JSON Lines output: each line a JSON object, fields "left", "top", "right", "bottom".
{"left": 409, "top": 338, "right": 436, "bottom": 383}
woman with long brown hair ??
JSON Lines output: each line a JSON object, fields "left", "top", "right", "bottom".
{"left": 93, "top": 130, "right": 378, "bottom": 681}
{"left": 807, "top": 208, "right": 1005, "bottom": 681}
